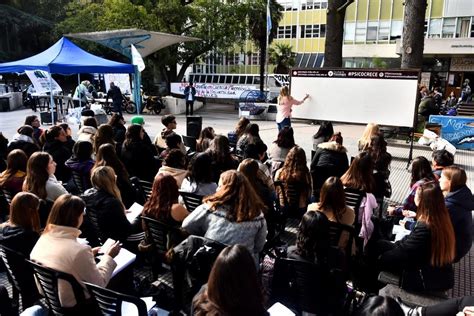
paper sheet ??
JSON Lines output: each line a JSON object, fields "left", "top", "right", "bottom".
{"left": 126, "top": 202, "right": 144, "bottom": 224}
{"left": 121, "top": 297, "right": 169, "bottom": 316}
{"left": 268, "top": 302, "right": 295, "bottom": 316}
{"left": 111, "top": 247, "right": 136, "bottom": 277}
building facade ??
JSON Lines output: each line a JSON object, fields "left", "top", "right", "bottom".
{"left": 193, "top": 0, "right": 473, "bottom": 97}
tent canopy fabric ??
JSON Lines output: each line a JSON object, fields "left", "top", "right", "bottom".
{"left": 66, "top": 29, "right": 201, "bottom": 58}
{"left": 0, "top": 37, "right": 134, "bottom": 74}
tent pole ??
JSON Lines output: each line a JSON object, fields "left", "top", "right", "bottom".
{"left": 49, "top": 73, "right": 54, "bottom": 124}
{"left": 78, "top": 74, "right": 81, "bottom": 108}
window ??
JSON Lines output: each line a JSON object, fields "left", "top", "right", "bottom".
{"left": 302, "top": 1, "right": 327, "bottom": 10}
{"left": 367, "top": 22, "right": 378, "bottom": 42}
{"left": 378, "top": 21, "right": 390, "bottom": 41}
{"left": 251, "top": 53, "right": 260, "bottom": 65}
{"left": 442, "top": 18, "right": 456, "bottom": 38}
{"left": 239, "top": 76, "right": 246, "bottom": 84}
{"left": 457, "top": 18, "right": 471, "bottom": 38}
{"left": 428, "top": 19, "right": 442, "bottom": 38}
{"left": 344, "top": 22, "right": 356, "bottom": 42}
{"left": 471, "top": 19, "right": 474, "bottom": 37}
{"left": 390, "top": 20, "right": 403, "bottom": 40}
{"left": 232, "top": 76, "right": 239, "bottom": 84}
{"left": 219, "top": 76, "right": 225, "bottom": 83}
{"left": 280, "top": 0, "right": 297, "bottom": 11}
{"left": 423, "top": 20, "right": 428, "bottom": 37}
{"left": 300, "top": 24, "right": 326, "bottom": 38}
{"left": 211, "top": 75, "right": 219, "bottom": 83}
{"left": 355, "top": 22, "right": 367, "bottom": 42}
{"left": 277, "top": 25, "right": 297, "bottom": 39}
{"left": 225, "top": 76, "right": 232, "bottom": 84}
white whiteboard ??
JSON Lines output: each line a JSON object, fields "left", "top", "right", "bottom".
{"left": 290, "top": 69, "right": 419, "bottom": 127}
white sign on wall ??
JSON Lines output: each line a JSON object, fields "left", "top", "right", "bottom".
{"left": 25, "top": 70, "right": 62, "bottom": 94}
{"left": 171, "top": 82, "right": 257, "bottom": 99}
{"left": 104, "top": 74, "right": 131, "bottom": 94}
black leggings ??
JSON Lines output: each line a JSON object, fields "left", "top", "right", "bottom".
{"left": 423, "top": 296, "right": 474, "bottom": 315}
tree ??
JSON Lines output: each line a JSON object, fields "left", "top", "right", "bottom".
{"left": 401, "top": 0, "right": 427, "bottom": 69}
{"left": 56, "top": 0, "right": 249, "bottom": 85}
{"left": 269, "top": 43, "right": 295, "bottom": 74}
{"left": 324, "top": 0, "right": 354, "bottom": 67}
{"left": 247, "top": 0, "right": 283, "bottom": 92}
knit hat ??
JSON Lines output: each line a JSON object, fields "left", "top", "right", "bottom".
{"left": 131, "top": 116, "right": 145, "bottom": 125}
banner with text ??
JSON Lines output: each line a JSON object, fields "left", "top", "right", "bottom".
{"left": 25, "top": 70, "right": 62, "bottom": 94}
{"left": 171, "top": 82, "right": 257, "bottom": 99}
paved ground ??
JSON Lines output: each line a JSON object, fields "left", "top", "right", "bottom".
{"left": 0, "top": 103, "right": 473, "bottom": 307}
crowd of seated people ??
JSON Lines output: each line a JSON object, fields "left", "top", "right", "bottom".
{"left": 0, "top": 116, "right": 473, "bottom": 316}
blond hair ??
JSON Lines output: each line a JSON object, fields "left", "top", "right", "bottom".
{"left": 90, "top": 166, "right": 124, "bottom": 210}
{"left": 358, "top": 123, "right": 380, "bottom": 151}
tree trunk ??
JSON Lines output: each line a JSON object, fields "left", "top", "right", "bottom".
{"left": 324, "top": 0, "right": 353, "bottom": 67}
{"left": 401, "top": 0, "right": 427, "bottom": 69}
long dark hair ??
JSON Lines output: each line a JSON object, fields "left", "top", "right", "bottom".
{"left": 204, "top": 170, "right": 264, "bottom": 222}
{"left": 318, "top": 177, "right": 347, "bottom": 223}
{"left": 416, "top": 182, "right": 455, "bottom": 267}
{"left": 274, "top": 126, "right": 295, "bottom": 148}
{"left": 410, "top": 156, "right": 435, "bottom": 186}
{"left": 193, "top": 245, "right": 267, "bottom": 316}
{"left": 313, "top": 121, "right": 334, "bottom": 141}
{"left": 369, "top": 133, "right": 392, "bottom": 172}
{"left": 341, "top": 151, "right": 375, "bottom": 193}
{"left": 23, "top": 152, "right": 51, "bottom": 199}
{"left": 94, "top": 143, "right": 130, "bottom": 181}
{"left": 187, "top": 152, "right": 214, "bottom": 184}
{"left": 0, "top": 149, "right": 27, "bottom": 186}
{"left": 296, "top": 211, "right": 330, "bottom": 264}
{"left": 142, "top": 174, "right": 179, "bottom": 220}
{"left": 124, "top": 124, "right": 143, "bottom": 145}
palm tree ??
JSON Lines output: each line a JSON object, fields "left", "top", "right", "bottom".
{"left": 247, "top": 0, "right": 283, "bottom": 92}
{"left": 269, "top": 43, "right": 295, "bottom": 74}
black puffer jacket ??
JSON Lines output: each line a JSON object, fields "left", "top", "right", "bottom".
{"left": 445, "top": 185, "right": 474, "bottom": 262}
{"left": 121, "top": 141, "right": 157, "bottom": 182}
{"left": 44, "top": 140, "right": 72, "bottom": 183}
{"left": 378, "top": 222, "right": 454, "bottom": 292}
{"left": 82, "top": 188, "right": 131, "bottom": 243}
{"left": 0, "top": 225, "right": 39, "bottom": 257}
{"left": 310, "top": 141, "right": 349, "bottom": 177}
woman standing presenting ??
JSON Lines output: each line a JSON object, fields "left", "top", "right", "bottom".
{"left": 276, "top": 86, "right": 309, "bottom": 131}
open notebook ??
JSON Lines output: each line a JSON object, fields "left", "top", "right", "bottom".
{"left": 99, "top": 239, "right": 136, "bottom": 277}
{"left": 126, "top": 202, "right": 144, "bottom": 224}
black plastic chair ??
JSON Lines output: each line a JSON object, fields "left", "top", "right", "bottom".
{"left": 273, "top": 181, "right": 289, "bottom": 238}
{"left": 179, "top": 191, "right": 203, "bottom": 212}
{"left": 327, "top": 221, "right": 355, "bottom": 277}
{"left": 129, "top": 177, "right": 153, "bottom": 203}
{"left": 271, "top": 257, "right": 346, "bottom": 315}
{"left": 84, "top": 206, "right": 106, "bottom": 245}
{"left": 84, "top": 282, "right": 148, "bottom": 316}
{"left": 275, "top": 180, "right": 306, "bottom": 219}
{"left": 0, "top": 246, "right": 40, "bottom": 311}
{"left": 26, "top": 259, "right": 87, "bottom": 316}
{"left": 344, "top": 187, "right": 365, "bottom": 225}
{"left": 141, "top": 216, "right": 183, "bottom": 278}
{"left": 0, "top": 188, "right": 13, "bottom": 205}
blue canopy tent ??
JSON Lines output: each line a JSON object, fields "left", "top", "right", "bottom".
{"left": 0, "top": 37, "right": 134, "bottom": 121}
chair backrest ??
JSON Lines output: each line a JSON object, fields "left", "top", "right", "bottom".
{"left": 84, "top": 282, "right": 147, "bottom": 316}
{"left": 272, "top": 258, "right": 343, "bottom": 314}
{"left": 327, "top": 221, "right": 355, "bottom": 275}
{"left": 182, "top": 135, "right": 197, "bottom": 152}
{"left": 26, "top": 259, "right": 86, "bottom": 316}
{"left": 276, "top": 180, "right": 305, "bottom": 219}
{"left": 141, "top": 216, "right": 177, "bottom": 257}
{"left": 71, "top": 171, "right": 85, "bottom": 194}
{"left": 344, "top": 187, "right": 365, "bottom": 224}
{"left": 179, "top": 191, "right": 203, "bottom": 212}
{"left": 0, "top": 245, "right": 40, "bottom": 309}
{"left": 138, "top": 179, "right": 153, "bottom": 202}
{"left": 1, "top": 188, "right": 13, "bottom": 205}
{"left": 84, "top": 206, "right": 105, "bottom": 244}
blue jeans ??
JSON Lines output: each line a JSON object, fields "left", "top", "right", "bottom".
{"left": 277, "top": 117, "right": 291, "bottom": 131}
